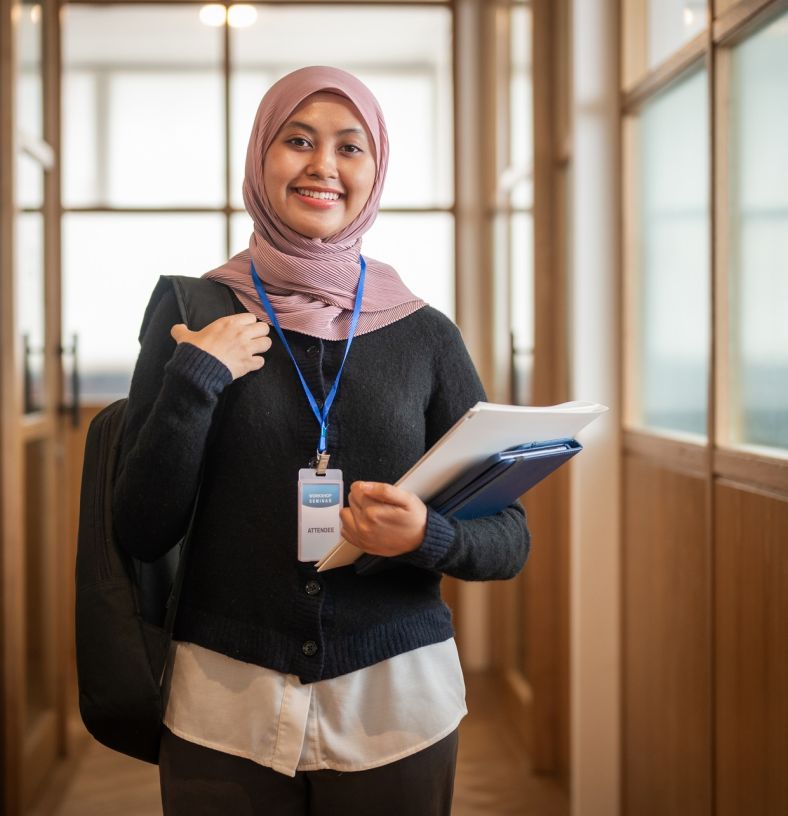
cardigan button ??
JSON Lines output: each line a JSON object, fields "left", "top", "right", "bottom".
{"left": 305, "top": 580, "right": 322, "bottom": 596}
{"left": 302, "top": 640, "right": 319, "bottom": 657}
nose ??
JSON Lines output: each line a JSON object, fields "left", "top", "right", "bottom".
{"left": 306, "top": 146, "right": 337, "bottom": 179}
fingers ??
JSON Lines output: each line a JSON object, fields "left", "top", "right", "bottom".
{"left": 342, "top": 484, "right": 427, "bottom": 556}
{"left": 239, "top": 318, "right": 270, "bottom": 339}
{"left": 347, "top": 482, "right": 409, "bottom": 534}
{"left": 229, "top": 312, "right": 259, "bottom": 326}
{"left": 170, "top": 323, "right": 191, "bottom": 343}
{"left": 350, "top": 481, "right": 411, "bottom": 509}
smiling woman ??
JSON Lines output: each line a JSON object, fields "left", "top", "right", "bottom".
{"left": 110, "top": 65, "right": 530, "bottom": 816}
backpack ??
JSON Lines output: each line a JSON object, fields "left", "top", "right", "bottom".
{"left": 75, "top": 275, "right": 235, "bottom": 764}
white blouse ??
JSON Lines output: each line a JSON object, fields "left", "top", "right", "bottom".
{"left": 162, "top": 638, "right": 467, "bottom": 777}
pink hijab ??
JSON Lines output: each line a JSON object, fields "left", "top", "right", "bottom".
{"left": 204, "top": 66, "right": 425, "bottom": 340}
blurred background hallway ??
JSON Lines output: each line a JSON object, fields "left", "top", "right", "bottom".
{"left": 2, "top": 1, "right": 787, "bottom": 814}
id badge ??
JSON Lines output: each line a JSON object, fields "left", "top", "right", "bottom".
{"left": 297, "top": 468, "right": 343, "bottom": 562}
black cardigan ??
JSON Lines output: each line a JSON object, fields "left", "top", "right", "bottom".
{"left": 113, "top": 287, "right": 530, "bottom": 683}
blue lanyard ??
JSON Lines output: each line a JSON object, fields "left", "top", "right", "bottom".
{"left": 250, "top": 257, "right": 366, "bottom": 455}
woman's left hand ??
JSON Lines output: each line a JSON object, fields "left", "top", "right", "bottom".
{"left": 340, "top": 482, "right": 427, "bottom": 557}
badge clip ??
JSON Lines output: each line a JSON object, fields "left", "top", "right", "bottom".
{"left": 314, "top": 451, "right": 331, "bottom": 476}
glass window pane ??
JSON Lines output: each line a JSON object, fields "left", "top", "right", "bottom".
{"left": 511, "top": 212, "right": 534, "bottom": 405}
{"left": 231, "top": 211, "right": 254, "bottom": 258}
{"left": 648, "top": 0, "right": 706, "bottom": 69}
{"left": 510, "top": 5, "right": 533, "bottom": 209}
{"left": 17, "top": 0, "right": 42, "bottom": 141}
{"left": 62, "top": 5, "right": 224, "bottom": 207}
{"left": 63, "top": 214, "right": 226, "bottom": 400}
{"left": 230, "top": 5, "right": 453, "bottom": 209}
{"left": 107, "top": 71, "right": 224, "bottom": 206}
{"left": 634, "top": 70, "right": 709, "bottom": 436}
{"left": 17, "top": 212, "right": 46, "bottom": 413}
{"left": 363, "top": 213, "right": 454, "bottom": 320}
{"left": 62, "top": 71, "right": 98, "bottom": 206}
{"left": 18, "top": 152, "right": 43, "bottom": 210}
{"left": 726, "top": 12, "right": 788, "bottom": 450}
{"left": 230, "top": 70, "right": 275, "bottom": 209}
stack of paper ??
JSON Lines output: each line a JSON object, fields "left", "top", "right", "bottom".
{"left": 316, "top": 401, "right": 608, "bottom": 571}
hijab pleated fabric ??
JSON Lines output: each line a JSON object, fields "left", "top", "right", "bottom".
{"left": 204, "top": 66, "right": 425, "bottom": 340}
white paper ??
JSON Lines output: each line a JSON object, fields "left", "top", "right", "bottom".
{"left": 315, "top": 400, "right": 608, "bottom": 571}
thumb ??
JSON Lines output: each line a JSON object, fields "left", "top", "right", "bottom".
{"left": 170, "top": 323, "right": 191, "bottom": 343}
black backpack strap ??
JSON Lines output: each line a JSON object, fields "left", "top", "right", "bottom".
{"left": 138, "top": 275, "right": 239, "bottom": 343}
{"left": 168, "top": 275, "right": 239, "bottom": 331}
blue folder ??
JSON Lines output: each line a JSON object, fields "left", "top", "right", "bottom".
{"left": 428, "top": 438, "right": 582, "bottom": 520}
{"left": 354, "top": 438, "right": 582, "bottom": 575}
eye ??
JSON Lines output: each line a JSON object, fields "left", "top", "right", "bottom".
{"left": 340, "top": 144, "right": 363, "bottom": 155}
{"left": 286, "top": 136, "right": 312, "bottom": 149}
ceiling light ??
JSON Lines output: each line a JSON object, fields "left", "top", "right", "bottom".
{"left": 228, "top": 5, "right": 257, "bottom": 28}
{"left": 199, "top": 4, "right": 226, "bottom": 27}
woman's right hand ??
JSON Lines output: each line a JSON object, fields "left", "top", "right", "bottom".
{"left": 171, "top": 314, "right": 272, "bottom": 380}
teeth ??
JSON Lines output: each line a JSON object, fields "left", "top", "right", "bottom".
{"left": 297, "top": 188, "right": 340, "bottom": 201}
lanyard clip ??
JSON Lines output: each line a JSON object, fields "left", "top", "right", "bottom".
{"left": 314, "top": 451, "right": 330, "bottom": 476}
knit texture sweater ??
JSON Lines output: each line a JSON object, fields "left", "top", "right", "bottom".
{"left": 113, "top": 286, "right": 530, "bottom": 683}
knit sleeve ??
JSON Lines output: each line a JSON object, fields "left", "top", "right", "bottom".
{"left": 395, "top": 313, "right": 531, "bottom": 581}
{"left": 112, "top": 286, "right": 232, "bottom": 562}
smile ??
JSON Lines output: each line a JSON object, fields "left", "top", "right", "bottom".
{"left": 295, "top": 188, "right": 342, "bottom": 201}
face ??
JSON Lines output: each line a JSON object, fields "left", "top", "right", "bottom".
{"left": 263, "top": 93, "right": 377, "bottom": 240}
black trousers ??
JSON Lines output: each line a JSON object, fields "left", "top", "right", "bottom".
{"left": 159, "top": 726, "right": 459, "bottom": 816}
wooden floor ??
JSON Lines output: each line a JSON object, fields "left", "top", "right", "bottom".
{"left": 42, "top": 673, "right": 568, "bottom": 816}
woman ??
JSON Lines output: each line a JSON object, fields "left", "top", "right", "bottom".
{"left": 114, "top": 66, "right": 529, "bottom": 815}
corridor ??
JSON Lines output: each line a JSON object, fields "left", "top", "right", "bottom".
{"left": 34, "top": 674, "right": 567, "bottom": 816}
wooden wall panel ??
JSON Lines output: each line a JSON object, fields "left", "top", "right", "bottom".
{"left": 623, "top": 454, "right": 711, "bottom": 816}
{"left": 521, "top": 468, "right": 570, "bottom": 776}
{"left": 715, "top": 482, "right": 788, "bottom": 816}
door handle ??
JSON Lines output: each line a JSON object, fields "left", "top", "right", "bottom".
{"left": 58, "top": 333, "right": 80, "bottom": 428}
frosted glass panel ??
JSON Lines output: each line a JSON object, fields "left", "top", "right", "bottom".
{"left": 106, "top": 72, "right": 224, "bottom": 206}
{"left": 511, "top": 213, "right": 534, "bottom": 405}
{"left": 17, "top": 0, "right": 42, "bottom": 140}
{"left": 62, "top": 72, "right": 98, "bottom": 206}
{"left": 18, "top": 152, "right": 43, "bottom": 210}
{"left": 636, "top": 70, "right": 709, "bottom": 436}
{"left": 231, "top": 6, "right": 453, "bottom": 209}
{"left": 230, "top": 71, "right": 275, "bottom": 208}
{"left": 510, "top": 5, "right": 533, "bottom": 209}
{"left": 63, "top": 214, "right": 226, "bottom": 399}
{"left": 727, "top": 12, "right": 788, "bottom": 450}
{"left": 17, "top": 213, "right": 46, "bottom": 413}
{"left": 648, "top": 0, "right": 706, "bottom": 69}
{"left": 62, "top": 5, "right": 224, "bottom": 207}
{"left": 362, "top": 213, "right": 454, "bottom": 320}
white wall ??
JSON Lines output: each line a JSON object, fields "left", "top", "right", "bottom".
{"left": 570, "top": 0, "right": 621, "bottom": 814}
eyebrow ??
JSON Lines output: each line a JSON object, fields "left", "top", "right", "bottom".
{"left": 283, "top": 120, "right": 367, "bottom": 139}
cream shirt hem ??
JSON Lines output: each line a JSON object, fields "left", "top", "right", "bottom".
{"left": 162, "top": 639, "right": 467, "bottom": 778}
{"left": 162, "top": 717, "right": 465, "bottom": 778}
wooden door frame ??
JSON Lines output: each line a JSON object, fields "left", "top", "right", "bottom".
{"left": 474, "top": 0, "right": 573, "bottom": 784}
{"left": 2, "top": 0, "right": 68, "bottom": 811}
{"left": 1, "top": 0, "right": 25, "bottom": 812}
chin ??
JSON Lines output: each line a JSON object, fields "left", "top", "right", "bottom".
{"left": 293, "top": 219, "right": 342, "bottom": 240}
